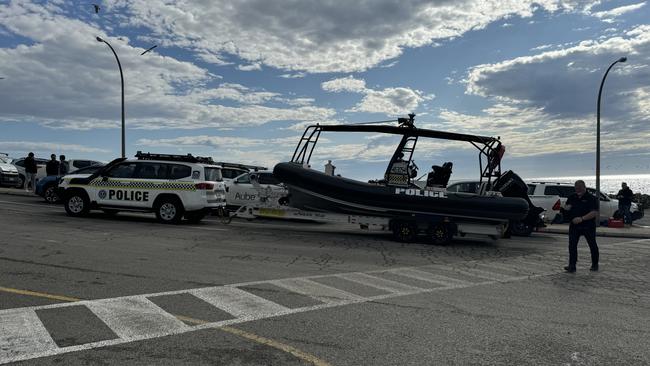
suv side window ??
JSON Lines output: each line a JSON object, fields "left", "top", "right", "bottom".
{"left": 222, "top": 168, "right": 247, "bottom": 179}
{"left": 544, "top": 186, "right": 575, "bottom": 197}
{"left": 133, "top": 162, "right": 167, "bottom": 179}
{"left": 527, "top": 184, "right": 536, "bottom": 195}
{"left": 259, "top": 173, "right": 279, "bottom": 185}
{"left": 168, "top": 164, "right": 191, "bottom": 179}
{"left": 235, "top": 173, "right": 251, "bottom": 184}
{"left": 13, "top": 159, "right": 24, "bottom": 167}
{"left": 106, "top": 163, "right": 137, "bottom": 178}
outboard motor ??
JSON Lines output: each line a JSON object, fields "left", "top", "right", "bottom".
{"left": 492, "top": 170, "right": 544, "bottom": 236}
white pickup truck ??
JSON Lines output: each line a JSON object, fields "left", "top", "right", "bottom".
{"left": 446, "top": 180, "right": 562, "bottom": 223}
{"left": 526, "top": 182, "right": 644, "bottom": 222}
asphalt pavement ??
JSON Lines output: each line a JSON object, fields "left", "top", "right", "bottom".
{"left": 1, "top": 194, "right": 649, "bottom": 365}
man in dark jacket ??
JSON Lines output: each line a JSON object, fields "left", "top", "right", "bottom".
{"left": 45, "top": 154, "right": 59, "bottom": 176}
{"left": 58, "top": 155, "right": 69, "bottom": 176}
{"left": 616, "top": 182, "right": 634, "bottom": 226}
{"left": 23, "top": 152, "right": 38, "bottom": 192}
{"left": 561, "top": 180, "right": 599, "bottom": 273}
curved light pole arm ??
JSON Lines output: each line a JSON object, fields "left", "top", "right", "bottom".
{"left": 596, "top": 57, "right": 626, "bottom": 212}
{"left": 97, "top": 37, "right": 126, "bottom": 158}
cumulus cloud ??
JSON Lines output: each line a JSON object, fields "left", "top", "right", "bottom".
{"left": 591, "top": 2, "right": 646, "bottom": 20}
{"left": 466, "top": 25, "right": 650, "bottom": 122}
{"left": 108, "top": 0, "right": 598, "bottom": 73}
{"left": 0, "top": 2, "right": 334, "bottom": 130}
{"left": 322, "top": 76, "right": 434, "bottom": 115}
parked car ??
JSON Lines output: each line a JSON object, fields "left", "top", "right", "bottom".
{"left": 12, "top": 157, "right": 48, "bottom": 188}
{"left": 225, "top": 170, "right": 287, "bottom": 210}
{"left": 446, "top": 180, "right": 562, "bottom": 223}
{"left": 216, "top": 162, "right": 267, "bottom": 182}
{"left": 36, "top": 164, "right": 105, "bottom": 203}
{"left": 0, "top": 153, "right": 20, "bottom": 187}
{"left": 12, "top": 157, "right": 102, "bottom": 188}
{"left": 527, "top": 182, "right": 643, "bottom": 222}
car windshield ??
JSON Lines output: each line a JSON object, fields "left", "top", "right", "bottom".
{"left": 204, "top": 167, "right": 223, "bottom": 181}
{"left": 0, "top": 156, "right": 10, "bottom": 164}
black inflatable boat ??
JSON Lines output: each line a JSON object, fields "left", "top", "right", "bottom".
{"left": 274, "top": 162, "right": 529, "bottom": 220}
{"left": 273, "top": 114, "right": 534, "bottom": 224}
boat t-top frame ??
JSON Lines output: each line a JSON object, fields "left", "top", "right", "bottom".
{"left": 291, "top": 114, "right": 504, "bottom": 187}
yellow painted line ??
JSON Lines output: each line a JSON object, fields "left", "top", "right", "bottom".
{"left": 175, "top": 315, "right": 332, "bottom": 366}
{"left": 3, "top": 288, "right": 332, "bottom": 366}
{"left": 0, "top": 286, "right": 81, "bottom": 303}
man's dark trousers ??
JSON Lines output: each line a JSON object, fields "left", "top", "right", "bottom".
{"left": 568, "top": 225, "right": 599, "bottom": 269}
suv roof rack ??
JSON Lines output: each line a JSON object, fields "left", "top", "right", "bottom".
{"left": 135, "top": 151, "right": 216, "bottom": 165}
{"left": 215, "top": 162, "right": 268, "bottom": 171}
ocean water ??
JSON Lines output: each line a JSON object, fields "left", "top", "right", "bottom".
{"left": 526, "top": 174, "right": 650, "bottom": 195}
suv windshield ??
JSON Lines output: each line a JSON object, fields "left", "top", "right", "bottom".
{"left": 204, "top": 167, "right": 223, "bottom": 181}
{"left": 0, "top": 156, "right": 10, "bottom": 164}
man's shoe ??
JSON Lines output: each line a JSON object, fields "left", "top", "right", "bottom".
{"left": 564, "top": 266, "right": 576, "bottom": 273}
{"left": 590, "top": 265, "right": 598, "bottom": 271}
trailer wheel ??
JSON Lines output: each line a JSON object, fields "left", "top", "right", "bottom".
{"left": 427, "top": 223, "right": 452, "bottom": 245}
{"left": 391, "top": 220, "right": 417, "bottom": 242}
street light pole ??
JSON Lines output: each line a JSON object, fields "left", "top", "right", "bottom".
{"left": 596, "top": 56, "right": 626, "bottom": 211}
{"left": 96, "top": 36, "right": 126, "bottom": 158}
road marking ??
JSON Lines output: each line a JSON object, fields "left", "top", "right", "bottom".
{"left": 85, "top": 297, "right": 189, "bottom": 339}
{"left": 335, "top": 272, "right": 422, "bottom": 293}
{"left": 272, "top": 278, "right": 363, "bottom": 303}
{"left": 191, "top": 286, "right": 290, "bottom": 319}
{"left": 176, "top": 315, "right": 332, "bottom": 366}
{"left": 433, "top": 265, "right": 516, "bottom": 282}
{"left": 0, "top": 309, "right": 57, "bottom": 360}
{"left": 389, "top": 268, "right": 471, "bottom": 287}
{"left": 2, "top": 289, "right": 330, "bottom": 366}
{"left": 0, "top": 259, "right": 569, "bottom": 364}
{"left": 0, "top": 286, "right": 81, "bottom": 303}
{"left": 221, "top": 325, "right": 333, "bottom": 366}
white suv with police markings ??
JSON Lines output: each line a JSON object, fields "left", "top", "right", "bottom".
{"left": 60, "top": 152, "right": 226, "bottom": 224}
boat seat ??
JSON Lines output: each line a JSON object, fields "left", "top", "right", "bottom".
{"left": 426, "top": 162, "right": 453, "bottom": 188}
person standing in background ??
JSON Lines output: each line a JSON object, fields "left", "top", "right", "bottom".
{"left": 561, "top": 180, "right": 600, "bottom": 273}
{"left": 616, "top": 182, "right": 634, "bottom": 227}
{"left": 59, "top": 155, "right": 69, "bottom": 176}
{"left": 23, "top": 152, "right": 38, "bottom": 192}
{"left": 45, "top": 154, "right": 59, "bottom": 176}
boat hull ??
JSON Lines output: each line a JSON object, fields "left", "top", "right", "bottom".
{"left": 273, "top": 162, "right": 529, "bottom": 221}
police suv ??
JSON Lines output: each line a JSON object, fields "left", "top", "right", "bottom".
{"left": 59, "top": 152, "right": 226, "bottom": 224}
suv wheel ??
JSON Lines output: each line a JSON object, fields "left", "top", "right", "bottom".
{"left": 155, "top": 197, "right": 184, "bottom": 224}
{"left": 64, "top": 191, "right": 89, "bottom": 217}
{"left": 44, "top": 185, "right": 60, "bottom": 204}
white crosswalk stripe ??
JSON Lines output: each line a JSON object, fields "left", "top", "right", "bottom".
{"left": 86, "top": 297, "right": 189, "bottom": 339}
{"left": 436, "top": 265, "right": 517, "bottom": 281}
{"left": 389, "top": 268, "right": 472, "bottom": 287}
{"left": 272, "top": 278, "right": 363, "bottom": 304}
{"left": 191, "top": 286, "right": 289, "bottom": 319}
{"left": 335, "top": 272, "right": 423, "bottom": 293}
{"left": 0, "top": 309, "right": 57, "bottom": 361}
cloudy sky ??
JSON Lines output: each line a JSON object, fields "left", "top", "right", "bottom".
{"left": 1, "top": 0, "right": 648, "bottom": 180}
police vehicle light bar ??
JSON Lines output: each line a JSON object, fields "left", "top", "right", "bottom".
{"left": 135, "top": 151, "right": 215, "bottom": 164}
